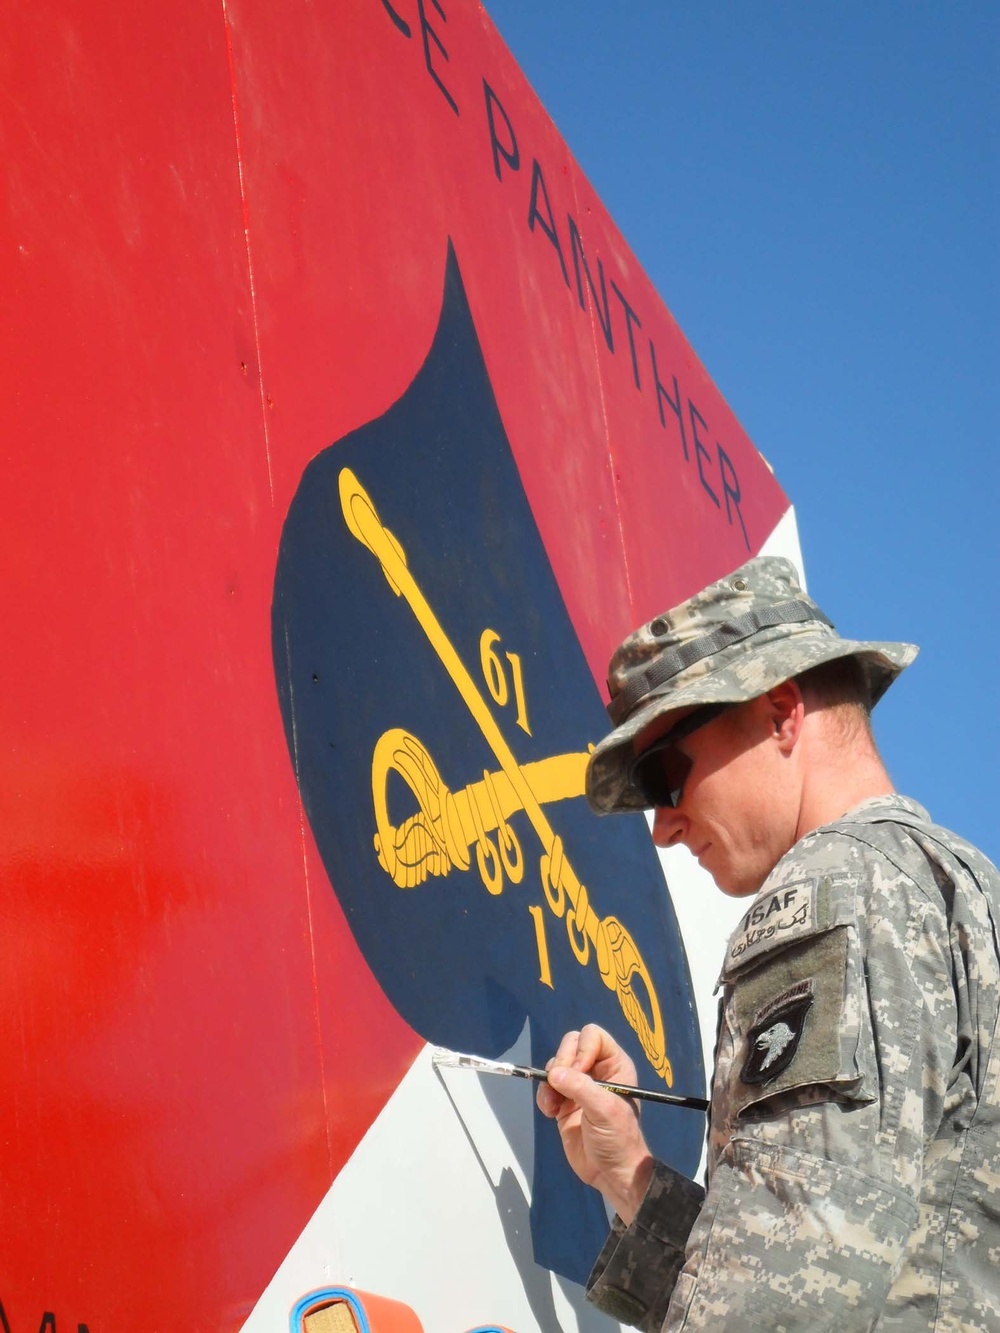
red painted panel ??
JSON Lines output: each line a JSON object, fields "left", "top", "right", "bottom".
{"left": 0, "top": 1, "right": 789, "bottom": 1329}
{"left": 1, "top": 2, "right": 419, "bottom": 1327}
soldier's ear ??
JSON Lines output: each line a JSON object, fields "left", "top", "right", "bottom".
{"left": 764, "top": 680, "right": 804, "bottom": 753}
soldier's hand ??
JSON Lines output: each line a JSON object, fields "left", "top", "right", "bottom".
{"left": 536, "top": 1025, "right": 654, "bottom": 1225}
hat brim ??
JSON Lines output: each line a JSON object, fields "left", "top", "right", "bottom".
{"left": 586, "top": 636, "right": 918, "bottom": 815}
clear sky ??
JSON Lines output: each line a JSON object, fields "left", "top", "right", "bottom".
{"left": 486, "top": 2, "right": 999, "bottom": 863}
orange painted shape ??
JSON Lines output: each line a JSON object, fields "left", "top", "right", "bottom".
{"left": 293, "top": 1286, "right": 425, "bottom": 1332}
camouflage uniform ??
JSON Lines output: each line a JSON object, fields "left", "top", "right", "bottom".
{"left": 586, "top": 795, "right": 1000, "bottom": 1331}
{"left": 578, "top": 558, "right": 1000, "bottom": 1330}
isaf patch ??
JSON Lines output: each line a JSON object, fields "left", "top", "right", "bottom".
{"left": 741, "top": 980, "right": 814, "bottom": 1085}
{"left": 725, "top": 881, "right": 821, "bottom": 975}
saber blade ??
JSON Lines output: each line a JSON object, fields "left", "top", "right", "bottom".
{"left": 430, "top": 1047, "right": 709, "bottom": 1111}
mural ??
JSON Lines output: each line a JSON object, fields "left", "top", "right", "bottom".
{"left": 272, "top": 247, "right": 704, "bottom": 1282}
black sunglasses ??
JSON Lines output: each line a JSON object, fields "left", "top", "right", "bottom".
{"left": 628, "top": 702, "right": 734, "bottom": 809}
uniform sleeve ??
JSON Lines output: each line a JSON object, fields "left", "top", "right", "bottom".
{"left": 585, "top": 1161, "right": 705, "bottom": 1332}
{"left": 586, "top": 848, "right": 958, "bottom": 1330}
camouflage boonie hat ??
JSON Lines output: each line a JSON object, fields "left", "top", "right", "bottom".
{"left": 587, "top": 556, "right": 918, "bottom": 814}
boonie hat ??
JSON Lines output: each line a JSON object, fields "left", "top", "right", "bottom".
{"left": 587, "top": 556, "right": 918, "bottom": 814}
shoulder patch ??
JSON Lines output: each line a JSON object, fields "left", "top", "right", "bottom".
{"left": 741, "top": 981, "right": 813, "bottom": 1084}
{"left": 725, "top": 880, "right": 822, "bottom": 974}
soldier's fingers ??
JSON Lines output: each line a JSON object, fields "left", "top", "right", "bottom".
{"left": 574, "top": 1024, "right": 618, "bottom": 1072}
{"left": 547, "top": 1065, "right": 621, "bottom": 1124}
{"left": 536, "top": 1076, "right": 564, "bottom": 1119}
{"left": 550, "top": 1029, "right": 582, "bottom": 1071}
{"left": 537, "top": 1043, "right": 576, "bottom": 1118}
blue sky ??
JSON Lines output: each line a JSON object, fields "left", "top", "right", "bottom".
{"left": 486, "top": 3, "right": 999, "bottom": 863}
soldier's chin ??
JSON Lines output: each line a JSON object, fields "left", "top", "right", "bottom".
{"left": 713, "top": 860, "right": 766, "bottom": 900}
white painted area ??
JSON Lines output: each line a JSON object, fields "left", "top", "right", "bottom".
{"left": 653, "top": 839, "right": 742, "bottom": 1078}
{"left": 241, "top": 1040, "right": 624, "bottom": 1333}
{"left": 758, "top": 503, "right": 805, "bottom": 585}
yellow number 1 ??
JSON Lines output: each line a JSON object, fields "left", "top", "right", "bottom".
{"left": 528, "top": 904, "right": 554, "bottom": 989}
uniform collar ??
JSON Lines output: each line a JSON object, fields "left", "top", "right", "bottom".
{"left": 834, "top": 793, "right": 931, "bottom": 825}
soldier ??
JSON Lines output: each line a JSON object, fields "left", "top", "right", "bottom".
{"left": 538, "top": 556, "right": 1000, "bottom": 1331}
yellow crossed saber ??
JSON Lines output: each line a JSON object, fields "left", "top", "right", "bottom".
{"left": 339, "top": 467, "right": 671, "bottom": 1084}
{"left": 371, "top": 726, "right": 589, "bottom": 894}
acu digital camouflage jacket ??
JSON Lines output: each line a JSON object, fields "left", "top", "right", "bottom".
{"left": 587, "top": 795, "right": 1000, "bottom": 1332}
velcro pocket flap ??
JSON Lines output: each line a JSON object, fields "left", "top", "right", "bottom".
{"left": 721, "top": 876, "right": 876, "bottom": 1118}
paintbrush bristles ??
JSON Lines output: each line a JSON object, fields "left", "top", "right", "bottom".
{"left": 430, "top": 1046, "right": 510, "bottom": 1072}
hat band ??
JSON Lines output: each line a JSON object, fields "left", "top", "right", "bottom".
{"left": 607, "top": 599, "right": 834, "bottom": 725}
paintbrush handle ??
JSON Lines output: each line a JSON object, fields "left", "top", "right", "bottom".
{"left": 595, "top": 1079, "right": 709, "bottom": 1110}
{"left": 511, "top": 1062, "right": 708, "bottom": 1111}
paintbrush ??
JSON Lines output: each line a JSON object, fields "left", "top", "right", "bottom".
{"left": 431, "top": 1047, "right": 709, "bottom": 1110}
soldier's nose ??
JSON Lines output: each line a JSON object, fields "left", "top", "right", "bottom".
{"left": 652, "top": 805, "right": 686, "bottom": 848}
